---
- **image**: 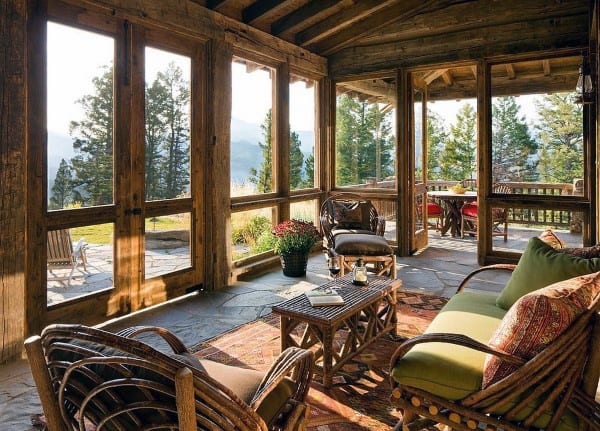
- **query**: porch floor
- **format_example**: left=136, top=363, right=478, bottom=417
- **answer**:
left=0, top=229, right=592, bottom=430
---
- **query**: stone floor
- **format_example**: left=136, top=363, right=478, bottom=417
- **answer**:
left=0, top=231, right=592, bottom=430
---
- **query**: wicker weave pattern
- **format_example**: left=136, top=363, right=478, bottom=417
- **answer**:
left=25, top=324, right=314, bottom=431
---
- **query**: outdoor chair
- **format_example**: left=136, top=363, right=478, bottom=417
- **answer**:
left=47, top=229, right=88, bottom=286
left=320, top=193, right=396, bottom=278
left=25, top=323, right=314, bottom=431
left=461, top=183, right=511, bottom=240
left=460, top=178, right=477, bottom=190
left=389, top=237, right=600, bottom=431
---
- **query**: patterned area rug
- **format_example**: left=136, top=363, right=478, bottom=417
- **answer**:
left=193, top=290, right=447, bottom=431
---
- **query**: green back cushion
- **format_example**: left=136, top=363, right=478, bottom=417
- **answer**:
left=496, top=237, right=600, bottom=310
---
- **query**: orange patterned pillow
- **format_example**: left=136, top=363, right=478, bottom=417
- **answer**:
left=482, top=271, right=600, bottom=388
left=538, top=229, right=566, bottom=249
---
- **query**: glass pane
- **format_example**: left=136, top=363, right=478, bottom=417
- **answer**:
left=490, top=57, right=583, bottom=191
left=335, top=77, right=397, bottom=189
left=371, top=198, right=397, bottom=243
left=145, top=47, right=191, bottom=201
left=47, top=223, right=114, bottom=306
left=145, top=213, right=191, bottom=278
left=491, top=206, right=584, bottom=253
left=231, top=207, right=276, bottom=261
left=290, top=75, right=316, bottom=190
left=47, top=22, right=115, bottom=209
left=414, top=90, right=423, bottom=183
left=291, top=199, right=318, bottom=224
left=231, top=59, right=274, bottom=196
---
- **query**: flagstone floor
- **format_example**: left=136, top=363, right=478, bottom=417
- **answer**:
left=0, top=230, right=591, bottom=430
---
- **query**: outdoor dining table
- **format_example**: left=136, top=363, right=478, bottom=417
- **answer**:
left=427, top=190, right=477, bottom=237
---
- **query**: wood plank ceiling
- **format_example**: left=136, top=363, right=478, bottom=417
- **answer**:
left=196, top=0, right=589, bottom=103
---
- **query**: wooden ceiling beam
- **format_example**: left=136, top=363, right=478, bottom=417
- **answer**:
left=206, top=0, right=228, bottom=10
left=337, top=79, right=396, bottom=103
left=295, top=0, right=398, bottom=47
left=272, top=0, right=345, bottom=36
left=242, top=0, right=291, bottom=25
left=313, top=0, right=477, bottom=55
left=423, top=69, right=448, bottom=85
left=441, top=71, right=454, bottom=86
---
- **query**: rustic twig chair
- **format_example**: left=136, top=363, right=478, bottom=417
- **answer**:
left=389, top=264, right=600, bottom=431
left=320, top=193, right=396, bottom=277
left=25, top=324, right=314, bottom=431
left=47, top=229, right=88, bottom=286
left=461, top=183, right=511, bottom=240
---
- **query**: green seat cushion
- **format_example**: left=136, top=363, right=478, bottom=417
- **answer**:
left=496, top=237, right=600, bottom=309
left=391, top=291, right=505, bottom=400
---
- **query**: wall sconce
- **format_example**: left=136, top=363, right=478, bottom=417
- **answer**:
left=575, top=56, right=594, bottom=104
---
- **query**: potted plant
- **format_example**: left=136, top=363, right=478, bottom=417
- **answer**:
left=271, top=219, right=321, bottom=277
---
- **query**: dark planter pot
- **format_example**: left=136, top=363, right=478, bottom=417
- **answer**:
left=279, top=252, right=309, bottom=277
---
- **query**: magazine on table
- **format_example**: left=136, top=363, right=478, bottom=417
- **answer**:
left=305, top=286, right=345, bottom=306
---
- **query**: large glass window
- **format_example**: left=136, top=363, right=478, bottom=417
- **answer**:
left=231, top=59, right=274, bottom=197
left=231, top=207, right=276, bottom=261
left=47, top=22, right=115, bottom=209
left=145, top=213, right=191, bottom=278
left=290, top=75, right=316, bottom=190
left=145, top=47, right=191, bottom=202
left=335, top=77, right=396, bottom=189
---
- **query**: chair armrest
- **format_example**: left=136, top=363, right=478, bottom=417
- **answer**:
left=250, top=346, right=314, bottom=409
left=455, top=264, right=516, bottom=295
left=320, top=215, right=335, bottom=248
left=570, top=387, right=600, bottom=429
left=116, top=325, right=190, bottom=354
left=389, top=332, right=526, bottom=382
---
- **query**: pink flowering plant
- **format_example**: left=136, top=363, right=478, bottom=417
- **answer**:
left=271, top=219, right=321, bottom=255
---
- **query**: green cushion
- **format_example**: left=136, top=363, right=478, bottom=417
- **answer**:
left=391, top=291, right=505, bottom=400
left=496, top=237, right=600, bottom=310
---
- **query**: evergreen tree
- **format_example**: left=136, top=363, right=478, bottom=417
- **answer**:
left=426, top=110, right=447, bottom=181
left=335, top=94, right=395, bottom=186
left=157, top=62, right=190, bottom=199
left=49, top=158, right=74, bottom=210
left=302, top=150, right=315, bottom=188
left=69, top=65, right=114, bottom=206
left=439, top=103, right=476, bottom=181
left=535, top=93, right=583, bottom=183
left=289, top=130, right=304, bottom=190
left=249, top=110, right=273, bottom=193
left=492, top=96, right=538, bottom=183
left=145, top=74, right=170, bottom=200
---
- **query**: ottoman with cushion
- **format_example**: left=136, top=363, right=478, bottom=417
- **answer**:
left=333, top=233, right=396, bottom=278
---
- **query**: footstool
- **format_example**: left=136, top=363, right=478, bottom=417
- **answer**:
left=332, top=233, right=396, bottom=278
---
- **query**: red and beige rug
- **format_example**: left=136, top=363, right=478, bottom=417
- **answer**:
left=193, top=291, right=447, bottom=431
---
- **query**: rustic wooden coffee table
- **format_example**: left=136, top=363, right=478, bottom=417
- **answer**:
left=272, top=275, right=401, bottom=387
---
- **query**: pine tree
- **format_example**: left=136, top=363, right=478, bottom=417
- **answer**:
left=289, top=130, right=304, bottom=190
left=492, top=96, right=538, bottom=183
left=426, top=110, right=448, bottom=181
left=302, top=150, right=315, bottom=188
left=157, top=62, right=190, bottom=199
left=249, top=110, right=273, bottom=193
left=439, top=103, right=476, bottom=181
left=69, top=65, right=114, bottom=206
left=49, top=158, right=74, bottom=210
left=145, top=74, right=170, bottom=200
left=535, top=93, right=583, bottom=183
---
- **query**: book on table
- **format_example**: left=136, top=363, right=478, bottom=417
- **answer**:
left=305, top=288, right=345, bottom=306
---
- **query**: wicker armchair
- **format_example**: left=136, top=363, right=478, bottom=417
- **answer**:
left=389, top=265, right=600, bottom=431
left=25, top=324, right=314, bottom=431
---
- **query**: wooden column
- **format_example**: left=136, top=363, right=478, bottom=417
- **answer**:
left=322, top=77, right=336, bottom=193
left=206, top=39, right=232, bottom=288
left=1, top=0, right=28, bottom=360
left=477, top=59, right=492, bottom=265
left=396, top=68, right=410, bottom=256
left=274, top=62, right=290, bottom=222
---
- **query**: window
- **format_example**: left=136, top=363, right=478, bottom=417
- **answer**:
left=231, top=58, right=274, bottom=196
left=290, top=75, right=316, bottom=190
left=335, top=77, right=396, bottom=190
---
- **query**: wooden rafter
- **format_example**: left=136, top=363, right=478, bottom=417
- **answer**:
left=338, top=79, right=396, bottom=104
left=423, top=69, right=448, bottom=85
left=206, top=0, right=227, bottom=9
left=441, top=70, right=454, bottom=86
left=313, top=0, right=477, bottom=55
left=242, top=0, right=291, bottom=25
left=295, top=0, right=397, bottom=47
left=272, top=0, right=346, bottom=36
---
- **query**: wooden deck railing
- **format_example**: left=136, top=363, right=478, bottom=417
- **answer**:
left=351, top=179, right=581, bottom=230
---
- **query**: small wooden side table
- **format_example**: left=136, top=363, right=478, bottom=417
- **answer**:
left=272, top=275, right=401, bottom=388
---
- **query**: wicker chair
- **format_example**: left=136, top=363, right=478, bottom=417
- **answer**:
left=320, top=193, right=395, bottom=277
left=25, top=324, right=314, bottom=431
left=461, top=183, right=511, bottom=240
left=389, top=265, right=600, bottom=431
